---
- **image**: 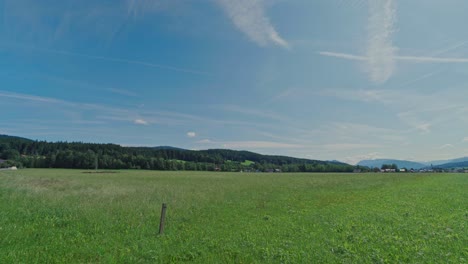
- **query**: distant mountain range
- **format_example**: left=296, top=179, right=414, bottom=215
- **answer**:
left=433, top=161, right=468, bottom=169
left=427, top=157, right=468, bottom=166
left=358, top=157, right=468, bottom=170
left=357, top=159, right=427, bottom=170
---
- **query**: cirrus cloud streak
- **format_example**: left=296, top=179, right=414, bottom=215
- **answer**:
left=216, top=0, right=288, bottom=48
left=319, top=51, right=468, bottom=64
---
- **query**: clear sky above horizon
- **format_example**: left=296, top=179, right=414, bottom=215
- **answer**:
left=1, top=0, right=468, bottom=164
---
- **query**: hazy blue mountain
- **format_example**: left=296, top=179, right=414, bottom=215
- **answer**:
left=430, top=161, right=468, bottom=169
left=357, top=159, right=426, bottom=169
left=358, top=157, right=468, bottom=170
left=425, top=157, right=468, bottom=166
left=0, top=134, right=33, bottom=142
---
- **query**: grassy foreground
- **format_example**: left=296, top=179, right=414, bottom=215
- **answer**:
left=0, top=169, right=466, bottom=263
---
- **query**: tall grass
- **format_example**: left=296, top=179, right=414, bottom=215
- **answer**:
left=0, top=169, right=466, bottom=263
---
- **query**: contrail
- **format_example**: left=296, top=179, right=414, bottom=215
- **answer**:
left=319, top=51, right=367, bottom=61
left=41, top=48, right=211, bottom=75
left=319, top=51, right=468, bottom=63
left=366, top=0, right=397, bottom=83
left=320, top=0, right=398, bottom=83
left=4, top=43, right=210, bottom=76
left=396, top=55, right=468, bottom=63
left=320, top=2, right=468, bottom=81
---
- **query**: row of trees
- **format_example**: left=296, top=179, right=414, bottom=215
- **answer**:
left=0, top=135, right=357, bottom=172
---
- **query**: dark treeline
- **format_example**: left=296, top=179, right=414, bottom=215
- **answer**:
left=0, top=135, right=358, bottom=172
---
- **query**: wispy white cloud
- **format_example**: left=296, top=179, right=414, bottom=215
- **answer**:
left=438, top=144, right=454, bottom=149
left=0, top=90, right=154, bottom=126
left=196, top=139, right=303, bottom=149
left=196, top=139, right=212, bottom=144
left=134, top=119, right=149, bottom=125
left=0, top=90, right=66, bottom=104
left=6, top=0, right=287, bottom=50
left=322, top=88, right=468, bottom=129
left=463, top=137, right=468, bottom=143
left=2, top=91, right=267, bottom=130
left=187, top=131, right=196, bottom=138
left=415, top=123, right=431, bottom=134
left=320, top=2, right=468, bottom=83
left=318, top=1, right=400, bottom=82
left=336, top=0, right=367, bottom=9
left=329, top=122, right=401, bottom=137
left=216, top=0, right=288, bottom=48
left=396, top=55, right=468, bottom=63
left=34, top=47, right=210, bottom=75
left=126, top=0, right=172, bottom=17
left=220, top=104, right=290, bottom=123
left=430, top=40, right=468, bottom=57
left=319, top=51, right=468, bottom=63
left=318, top=51, right=367, bottom=61
left=366, top=0, right=398, bottom=83
left=323, top=143, right=381, bottom=151
left=222, top=141, right=302, bottom=149
left=3, top=0, right=128, bottom=43
left=106, top=88, right=139, bottom=97
left=264, top=87, right=297, bottom=104
left=396, top=68, right=443, bottom=89
left=319, top=88, right=387, bottom=104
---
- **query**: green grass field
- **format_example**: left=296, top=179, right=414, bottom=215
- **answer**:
left=0, top=169, right=466, bottom=263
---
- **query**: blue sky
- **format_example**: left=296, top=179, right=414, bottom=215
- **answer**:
left=1, top=0, right=468, bottom=164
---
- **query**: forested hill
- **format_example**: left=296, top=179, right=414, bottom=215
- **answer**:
left=0, top=135, right=356, bottom=172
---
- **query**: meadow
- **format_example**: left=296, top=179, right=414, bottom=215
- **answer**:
left=0, top=169, right=466, bottom=263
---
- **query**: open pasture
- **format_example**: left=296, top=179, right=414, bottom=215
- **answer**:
left=0, top=169, right=466, bottom=263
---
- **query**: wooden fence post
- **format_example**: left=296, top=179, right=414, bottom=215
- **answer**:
left=159, top=203, right=167, bottom=235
